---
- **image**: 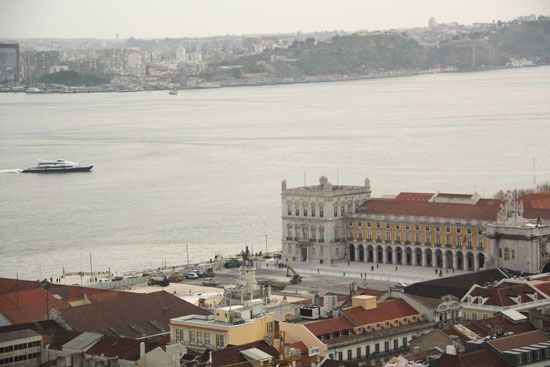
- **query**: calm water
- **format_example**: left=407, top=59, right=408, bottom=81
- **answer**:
left=1, top=67, right=550, bottom=279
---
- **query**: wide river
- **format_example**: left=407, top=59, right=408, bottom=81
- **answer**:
left=1, top=67, right=549, bottom=279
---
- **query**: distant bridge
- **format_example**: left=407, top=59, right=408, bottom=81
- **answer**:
left=0, top=43, right=20, bottom=81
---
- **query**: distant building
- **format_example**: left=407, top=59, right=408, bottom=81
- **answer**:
left=51, top=291, right=207, bottom=339
left=428, top=17, right=437, bottom=28
left=280, top=296, right=434, bottom=362
left=0, top=329, right=42, bottom=367
left=281, top=176, right=372, bottom=264
left=460, top=275, right=550, bottom=320
left=345, top=192, right=500, bottom=271
left=170, top=304, right=275, bottom=352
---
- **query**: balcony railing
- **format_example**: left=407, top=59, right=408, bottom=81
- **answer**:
left=327, top=322, right=435, bottom=349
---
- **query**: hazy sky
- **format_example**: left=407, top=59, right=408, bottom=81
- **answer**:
left=1, top=0, right=548, bottom=39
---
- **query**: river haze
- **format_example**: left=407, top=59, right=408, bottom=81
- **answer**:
left=1, top=67, right=549, bottom=279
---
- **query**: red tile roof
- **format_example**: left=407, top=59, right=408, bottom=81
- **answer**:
left=56, top=291, right=208, bottom=339
left=0, top=278, right=41, bottom=295
left=395, top=192, right=434, bottom=202
left=488, top=330, right=550, bottom=351
left=0, top=288, right=70, bottom=324
left=358, top=198, right=502, bottom=221
left=46, top=284, right=134, bottom=303
left=342, top=298, right=420, bottom=326
left=468, top=282, right=545, bottom=307
left=521, top=192, right=550, bottom=209
left=291, top=341, right=308, bottom=354
left=434, top=349, right=509, bottom=367
left=207, top=340, right=279, bottom=367
left=85, top=335, right=169, bottom=361
left=530, top=279, right=550, bottom=296
left=304, top=316, right=354, bottom=336
left=524, top=208, right=550, bottom=220
left=460, top=315, right=536, bottom=339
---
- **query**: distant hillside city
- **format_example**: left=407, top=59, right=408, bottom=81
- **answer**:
left=0, top=14, right=549, bottom=93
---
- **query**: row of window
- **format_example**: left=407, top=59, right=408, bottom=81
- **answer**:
left=287, top=244, right=328, bottom=257
left=348, top=226, right=482, bottom=248
left=355, top=221, right=482, bottom=234
left=286, top=225, right=325, bottom=242
left=175, top=329, right=225, bottom=349
left=328, top=337, right=409, bottom=361
left=286, top=202, right=362, bottom=218
left=0, top=353, right=40, bottom=365
left=0, top=341, right=40, bottom=353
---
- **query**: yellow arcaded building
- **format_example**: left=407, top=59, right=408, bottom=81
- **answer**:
left=345, top=192, right=501, bottom=271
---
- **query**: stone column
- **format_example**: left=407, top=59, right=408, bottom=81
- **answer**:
left=383, top=247, right=388, bottom=264
left=442, top=252, right=447, bottom=269
left=412, top=249, right=417, bottom=266
left=392, top=246, right=398, bottom=265
left=432, top=250, right=437, bottom=268
left=373, top=247, right=378, bottom=264
left=474, top=252, right=480, bottom=271
left=421, top=248, right=427, bottom=267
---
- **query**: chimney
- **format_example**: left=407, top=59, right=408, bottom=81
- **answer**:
left=140, top=342, right=145, bottom=359
left=446, top=345, right=456, bottom=355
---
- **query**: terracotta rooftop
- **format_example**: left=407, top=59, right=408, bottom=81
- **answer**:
left=521, top=191, right=550, bottom=209
left=0, top=288, right=70, bottom=324
left=290, top=341, right=308, bottom=354
left=488, top=330, right=550, bottom=352
left=358, top=198, right=502, bottom=221
left=85, top=335, right=169, bottom=361
left=460, top=315, right=536, bottom=339
left=46, top=283, right=134, bottom=303
left=0, top=278, right=41, bottom=295
left=434, top=349, right=509, bottom=367
left=342, top=298, right=420, bottom=326
left=304, top=316, right=354, bottom=336
left=56, top=291, right=207, bottom=339
left=395, top=192, right=434, bottom=201
left=205, top=340, right=279, bottom=367
left=467, top=281, right=546, bottom=307
left=530, top=279, right=550, bottom=296
left=524, top=207, right=550, bottom=220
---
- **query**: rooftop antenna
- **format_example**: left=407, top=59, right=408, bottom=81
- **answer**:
left=304, top=172, right=307, bottom=187
left=89, top=253, right=93, bottom=282
left=337, top=168, right=339, bottom=185
left=533, top=158, right=537, bottom=186
left=16, top=271, right=19, bottom=310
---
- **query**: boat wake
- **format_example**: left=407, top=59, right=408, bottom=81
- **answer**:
left=0, top=169, right=22, bottom=173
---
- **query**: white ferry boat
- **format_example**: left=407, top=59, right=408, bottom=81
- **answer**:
left=21, top=159, right=93, bottom=173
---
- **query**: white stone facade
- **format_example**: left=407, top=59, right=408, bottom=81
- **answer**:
left=488, top=222, right=550, bottom=273
left=281, top=176, right=371, bottom=264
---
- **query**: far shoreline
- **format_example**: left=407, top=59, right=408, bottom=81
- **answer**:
left=1, top=64, right=548, bottom=95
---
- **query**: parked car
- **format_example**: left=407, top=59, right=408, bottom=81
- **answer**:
left=148, top=276, right=169, bottom=287
left=202, top=278, right=219, bottom=286
left=111, top=275, right=123, bottom=281
left=186, top=272, right=199, bottom=279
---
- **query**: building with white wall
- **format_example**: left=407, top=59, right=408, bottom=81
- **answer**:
left=281, top=176, right=371, bottom=264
